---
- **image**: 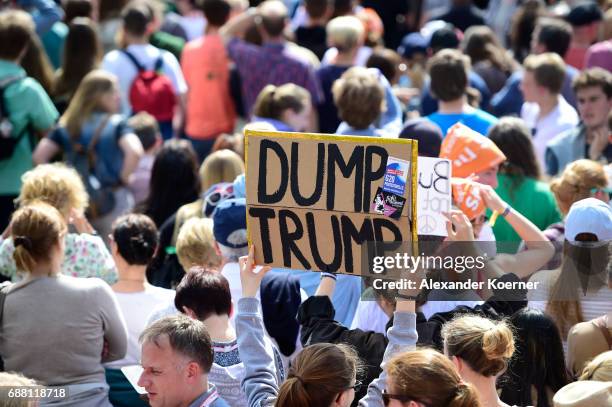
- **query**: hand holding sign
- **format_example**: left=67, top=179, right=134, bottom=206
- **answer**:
left=239, top=245, right=271, bottom=298
left=443, top=210, right=474, bottom=241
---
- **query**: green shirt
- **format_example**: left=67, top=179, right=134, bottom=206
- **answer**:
left=492, top=174, right=562, bottom=252
left=150, top=31, right=185, bottom=61
left=0, top=60, right=58, bottom=195
left=41, top=21, right=68, bottom=69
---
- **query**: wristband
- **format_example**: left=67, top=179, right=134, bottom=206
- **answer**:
left=321, top=272, right=337, bottom=281
left=500, top=205, right=511, bottom=218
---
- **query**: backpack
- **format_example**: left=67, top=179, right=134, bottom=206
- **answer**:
left=121, top=50, right=177, bottom=122
left=65, top=115, right=117, bottom=218
left=0, top=74, right=27, bottom=161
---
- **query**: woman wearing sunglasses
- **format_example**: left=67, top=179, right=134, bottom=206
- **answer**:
left=236, top=244, right=412, bottom=407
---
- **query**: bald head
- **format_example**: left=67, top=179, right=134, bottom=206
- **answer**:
left=259, top=0, right=287, bottom=37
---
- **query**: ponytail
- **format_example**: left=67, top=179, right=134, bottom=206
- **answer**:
left=447, top=381, right=481, bottom=407
left=275, top=343, right=360, bottom=407
left=10, top=202, right=66, bottom=275
left=252, top=84, right=311, bottom=122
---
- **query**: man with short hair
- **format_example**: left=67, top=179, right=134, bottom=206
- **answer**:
left=425, top=49, right=498, bottom=137
left=491, top=17, right=579, bottom=117
left=520, top=53, right=579, bottom=166
left=565, top=1, right=603, bottom=70
left=101, top=0, right=187, bottom=140
left=138, top=315, right=230, bottom=407
left=546, top=68, right=612, bottom=176
left=220, top=0, right=322, bottom=118
left=0, top=10, right=59, bottom=231
left=316, top=15, right=364, bottom=133
left=175, top=268, right=285, bottom=406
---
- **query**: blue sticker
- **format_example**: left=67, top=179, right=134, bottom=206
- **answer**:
left=383, top=156, right=409, bottom=196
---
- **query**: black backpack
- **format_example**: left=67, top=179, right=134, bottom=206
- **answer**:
left=0, top=74, right=27, bottom=161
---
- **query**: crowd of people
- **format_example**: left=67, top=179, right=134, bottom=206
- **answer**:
left=0, top=0, right=611, bottom=406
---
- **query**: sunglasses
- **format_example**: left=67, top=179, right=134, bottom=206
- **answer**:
left=349, top=380, right=362, bottom=392
left=591, top=187, right=612, bottom=200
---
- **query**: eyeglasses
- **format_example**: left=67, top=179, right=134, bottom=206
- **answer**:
left=350, top=380, right=362, bottom=392
left=382, top=390, right=421, bottom=406
left=591, top=187, right=612, bottom=200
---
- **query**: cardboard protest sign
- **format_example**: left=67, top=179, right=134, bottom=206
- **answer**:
left=245, top=130, right=418, bottom=275
left=417, top=157, right=451, bottom=236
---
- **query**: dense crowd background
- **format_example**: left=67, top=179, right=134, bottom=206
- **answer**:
left=0, top=0, right=611, bottom=406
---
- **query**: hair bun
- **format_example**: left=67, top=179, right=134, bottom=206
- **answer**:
left=14, top=236, right=32, bottom=251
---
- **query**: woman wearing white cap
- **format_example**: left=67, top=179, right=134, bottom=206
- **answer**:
left=528, top=197, right=612, bottom=345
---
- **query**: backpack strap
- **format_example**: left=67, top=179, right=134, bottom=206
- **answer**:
left=86, top=114, right=113, bottom=174
left=121, top=49, right=145, bottom=72
left=154, top=55, right=164, bottom=72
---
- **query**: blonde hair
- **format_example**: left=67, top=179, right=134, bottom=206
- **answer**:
left=199, top=149, right=245, bottom=192
left=523, top=52, right=566, bottom=94
left=17, top=162, right=88, bottom=217
left=550, top=159, right=608, bottom=215
left=10, top=202, right=67, bottom=274
left=0, top=372, right=38, bottom=407
left=252, top=84, right=311, bottom=122
left=442, top=315, right=515, bottom=377
left=176, top=218, right=222, bottom=270
left=386, top=349, right=483, bottom=407
left=60, top=69, right=117, bottom=138
left=579, top=350, right=612, bottom=381
left=326, top=15, right=364, bottom=52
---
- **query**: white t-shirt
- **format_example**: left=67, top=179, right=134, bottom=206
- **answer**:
left=101, top=44, right=188, bottom=117
left=350, top=300, right=389, bottom=334
left=520, top=96, right=579, bottom=167
left=106, top=285, right=175, bottom=369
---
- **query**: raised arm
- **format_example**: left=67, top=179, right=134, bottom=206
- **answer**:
left=219, top=7, right=258, bottom=45
left=479, top=184, right=554, bottom=278
left=235, top=246, right=277, bottom=407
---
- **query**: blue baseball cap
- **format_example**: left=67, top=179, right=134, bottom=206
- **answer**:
left=212, top=198, right=248, bottom=249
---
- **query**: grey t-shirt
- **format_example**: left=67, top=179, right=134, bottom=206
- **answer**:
left=0, top=275, right=127, bottom=386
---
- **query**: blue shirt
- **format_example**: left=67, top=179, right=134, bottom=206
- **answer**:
left=420, top=71, right=491, bottom=116
left=426, top=108, right=498, bottom=137
left=490, top=66, right=579, bottom=117
left=49, top=112, right=130, bottom=186
left=286, top=271, right=362, bottom=327
left=187, top=385, right=229, bottom=407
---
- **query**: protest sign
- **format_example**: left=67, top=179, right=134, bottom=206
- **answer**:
left=245, top=130, right=418, bottom=275
left=417, top=157, right=452, bottom=236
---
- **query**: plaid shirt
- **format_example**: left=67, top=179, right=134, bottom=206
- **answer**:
left=227, top=38, right=323, bottom=116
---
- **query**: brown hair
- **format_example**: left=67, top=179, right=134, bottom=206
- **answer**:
left=442, top=315, right=515, bottom=377
left=428, top=49, right=470, bottom=102
left=550, top=159, right=608, bottom=215
left=276, top=343, right=360, bottom=407
left=386, top=349, right=482, bottom=407
left=140, top=314, right=214, bottom=373
left=332, top=67, right=384, bottom=130
left=523, top=52, right=566, bottom=94
left=572, top=67, right=612, bottom=98
left=10, top=202, right=67, bottom=274
left=54, top=17, right=102, bottom=100
left=128, top=111, right=160, bottom=151
left=253, top=84, right=311, bottom=122
left=0, top=10, right=35, bottom=61
left=462, top=25, right=516, bottom=74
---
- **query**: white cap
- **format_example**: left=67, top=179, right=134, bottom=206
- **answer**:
left=553, top=381, right=612, bottom=407
left=565, top=198, right=612, bottom=242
